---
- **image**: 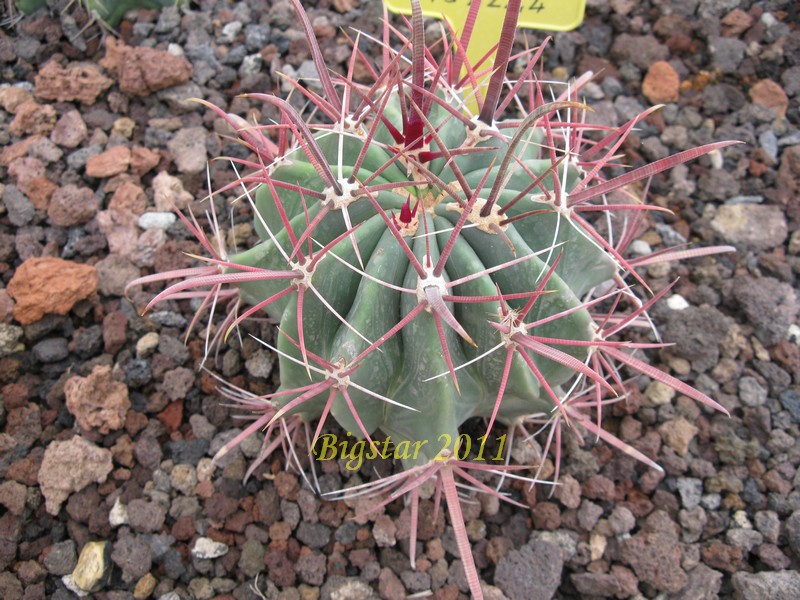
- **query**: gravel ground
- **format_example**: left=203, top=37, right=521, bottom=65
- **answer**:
left=0, top=0, right=799, bottom=599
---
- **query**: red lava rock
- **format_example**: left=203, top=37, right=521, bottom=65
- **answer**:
left=701, top=540, right=743, bottom=574
left=34, top=61, right=113, bottom=105
left=47, top=184, right=100, bottom=227
left=0, top=290, right=13, bottom=324
left=532, top=501, right=561, bottom=531
left=50, top=110, right=88, bottom=149
left=130, top=146, right=161, bottom=177
left=0, top=137, right=38, bottom=167
left=85, top=145, right=131, bottom=178
left=102, top=310, right=128, bottom=355
left=620, top=510, right=686, bottom=593
left=65, top=365, right=131, bottom=435
left=721, top=8, right=754, bottom=37
left=5, top=448, right=43, bottom=486
left=124, top=410, right=148, bottom=437
left=642, top=61, right=680, bottom=104
left=582, top=475, right=617, bottom=501
left=171, top=516, right=196, bottom=541
left=274, top=471, right=300, bottom=500
left=8, top=156, right=56, bottom=211
left=9, top=101, right=57, bottom=137
left=96, top=207, right=140, bottom=257
left=102, top=38, right=192, bottom=97
left=37, top=435, right=113, bottom=515
left=1, top=382, right=29, bottom=409
left=156, top=400, right=183, bottom=434
left=264, top=547, right=297, bottom=587
left=109, top=180, right=147, bottom=215
left=0, top=87, right=32, bottom=112
left=0, top=512, right=21, bottom=570
left=195, top=480, right=214, bottom=499
left=777, top=145, right=800, bottom=223
left=0, top=480, right=27, bottom=515
left=6, top=404, right=41, bottom=451
left=749, top=80, right=789, bottom=117
left=7, top=257, right=97, bottom=325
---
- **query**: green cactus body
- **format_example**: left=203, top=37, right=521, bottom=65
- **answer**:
left=229, top=86, right=616, bottom=467
left=15, top=0, right=185, bottom=27
left=132, top=2, right=734, bottom=596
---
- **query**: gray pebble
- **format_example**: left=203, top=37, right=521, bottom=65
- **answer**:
left=4, top=186, right=34, bottom=227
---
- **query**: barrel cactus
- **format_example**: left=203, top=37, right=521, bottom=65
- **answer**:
left=132, top=1, right=735, bottom=596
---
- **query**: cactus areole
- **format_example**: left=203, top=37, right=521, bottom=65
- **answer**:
left=134, top=1, right=735, bottom=596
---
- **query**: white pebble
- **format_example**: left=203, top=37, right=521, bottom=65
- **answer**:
left=138, top=212, right=177, bottom=230
left=191, top=537, right=229, bottom=559
left=108, top=498, right=128, bottom=527
left=666, top=294, right=690, bottom=310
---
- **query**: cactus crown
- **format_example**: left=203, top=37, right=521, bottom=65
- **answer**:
left=131, top=1, right=735, bottom=596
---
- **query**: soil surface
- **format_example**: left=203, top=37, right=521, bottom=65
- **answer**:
left=0, top=0, right=799, bottom=599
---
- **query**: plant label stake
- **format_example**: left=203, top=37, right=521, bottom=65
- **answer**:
left=384, top=0, right=587, bottom=112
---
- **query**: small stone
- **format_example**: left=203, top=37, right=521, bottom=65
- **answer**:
left=9, top=100, right=56, bottom=136
left=112, top=117, right=136, bottom=139
left=658, top=416, right=699, bottom=456
left=32, top=337, right=69, bottom=363
left=676, top=477, right=704, bottom=510
left=3, top=185, right=35, bottom=227
left=494, top=539, right=563, bottom=600
left=712, top=203, right=789, bottom=251
left=109, top=498, right=128, bottom=527
left=136, top=332, right=160, bottom=358
left=111, top=536, right=152, bottom=583
left=127, top=498, right=167, bottom=533
left=65, top=365, right=130, bottom=434
left=0, top=480, right=27, bottom=515
left=133, top=572, right=157, bottom=600
left=138, top=212, right=177, bottom=230
left=320, top=576, right=377, bottom=599
left=191, top=537, right=228, bottom=559
left=644, top=379, right=675, bottom=406
left=44, top=540, right=77, bottom=576
left=38, top=436, right=114, bottom=515
left=738, top=376, right=767, bottom=407
left=608, top=506, right=636, bottom=535
left=666, top=294, right=690, bottom=310
left=642, top=61, right=680, bottom=104
left=110, top=40, right=193, bottom=96
left=732, top=570, right=800, bottom=599
left=71, top=541, right=110, bottom=593
left=373, top=514, right=396, bottom=547
left=130, top=146, right=161, bottom=176
left=109, top=180, right=147, bottom=214
left=245, top=348, right=274, bottom=378
left=96, top=254, right=141, bottom=297
left=0, top=324, right=23, bottom=357
left=166, top=127, right=207, bottom=174
left=50, top=110, right=88, bottom=148
left=34, top=61, right=112, bottom=105
left=47, top=185, right=100, bottom=227
left=170, top=464, right=197, bottom=496
left=620, top=511, right=686, bottom=593
left=786, top=510, right=800, bottom=559
left=749, top=80, right=790, bottom=118
left=152, top=171, right=193, bottom=210
left=85, top=146, right=131, bottom=178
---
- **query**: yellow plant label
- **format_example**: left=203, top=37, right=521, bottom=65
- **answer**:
left=383, top=0, right=586, bottom=112
left=384, top=0, right=586, bottom=33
